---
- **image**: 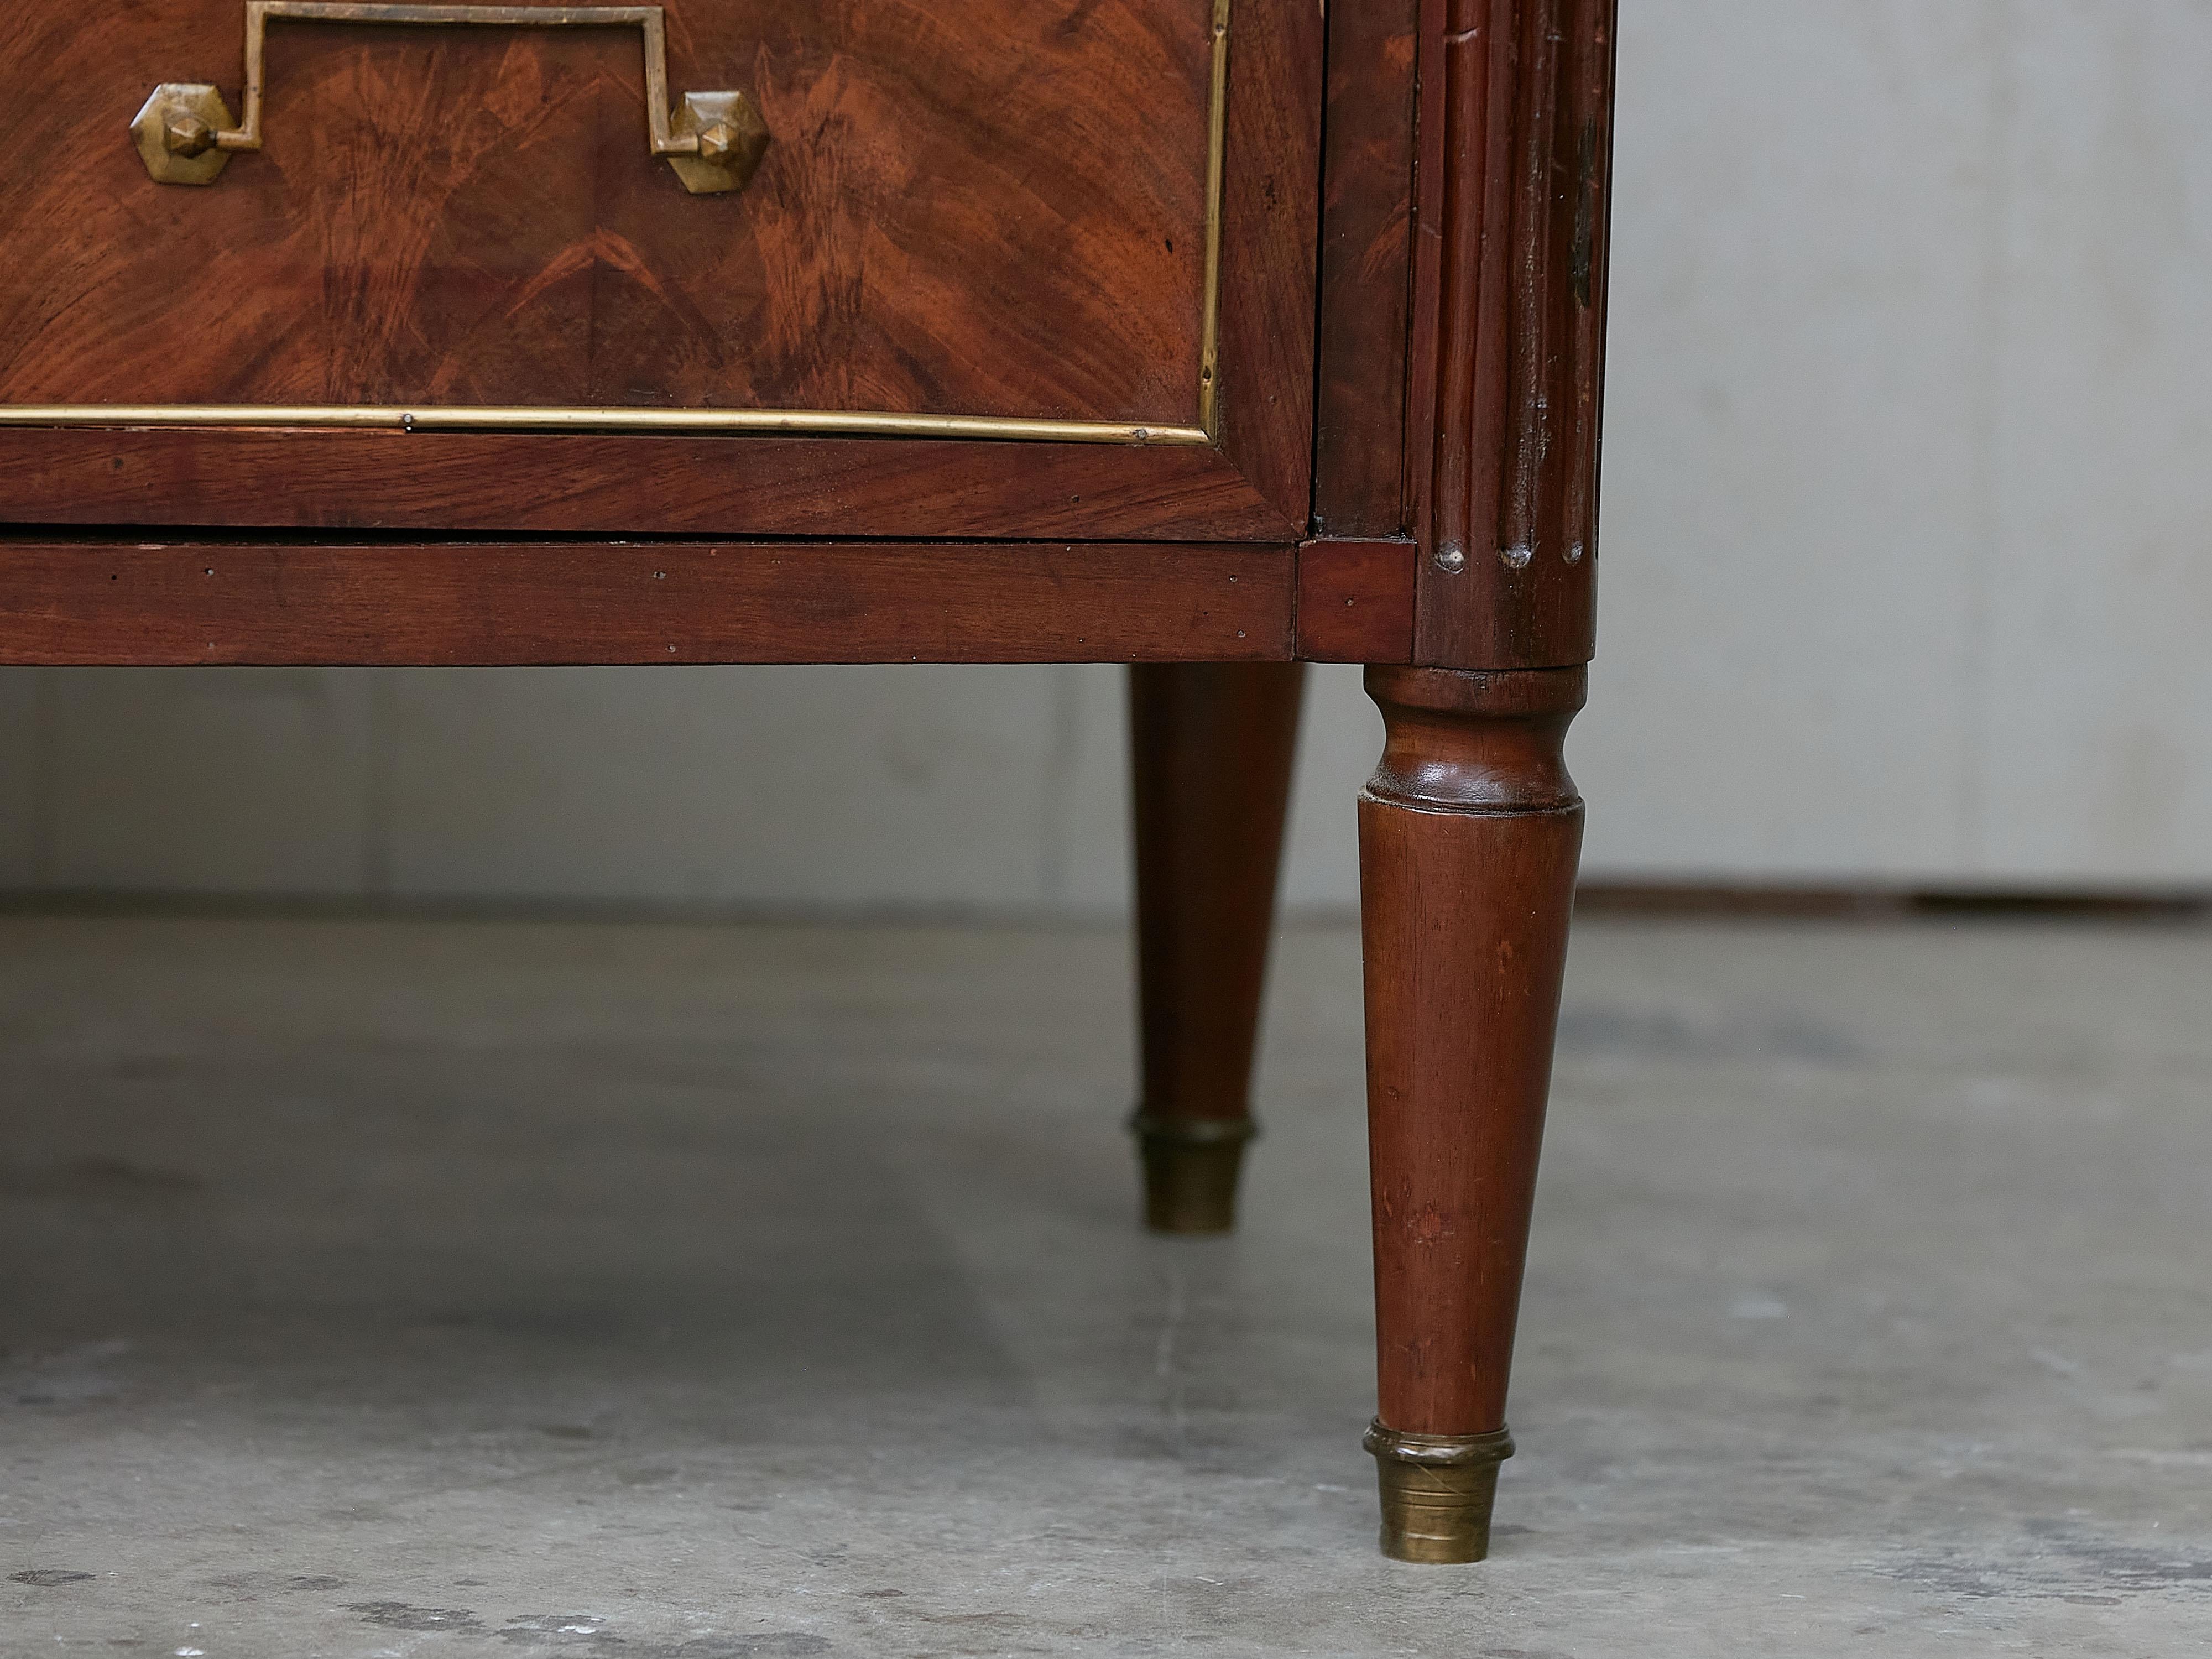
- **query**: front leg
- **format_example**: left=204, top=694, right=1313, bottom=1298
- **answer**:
left=1358, top=665, right=1584, bottom=1562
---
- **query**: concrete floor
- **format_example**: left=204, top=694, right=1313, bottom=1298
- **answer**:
left=2, top=912, right=2209, bottom=1656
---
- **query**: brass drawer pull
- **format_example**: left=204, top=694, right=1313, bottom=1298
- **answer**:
left=131, top=2, right=769, bottom=195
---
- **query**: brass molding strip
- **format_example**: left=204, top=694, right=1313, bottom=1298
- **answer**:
left=1196, top=0, right=1231, bottom=438
left=6, top=0, right=1234, bottom=446
left=0, top=406, right=1211, bottom=444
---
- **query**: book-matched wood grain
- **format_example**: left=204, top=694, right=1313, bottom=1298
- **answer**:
left=0, top=2, right=1205, bottom=420
left=0, top=0, right=1320, bottom=541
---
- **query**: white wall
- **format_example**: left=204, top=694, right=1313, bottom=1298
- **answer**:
left=3, top=0, right=2207, bottom=907
left=0, top=662, right=1373, bottom=912
left=1579, top=0, right=2212, bottom=888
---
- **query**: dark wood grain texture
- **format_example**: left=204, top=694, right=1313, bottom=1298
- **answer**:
left=0, top=427, right=1301, bottom=541
left=1312, top=0, right=1416, bottom=536
left=0, top=538, right=1293, bottom=664
left=1359, top=664, right=1584, bottom=1548
left=1407, top=0, right=1616, bottom=668
left=1295, top=536, right=1415, bottom=662
left=1213, top=0, right=1325, bottom=530
left=0, top=0, right=1322, bottom=542
left=1128, top=660, right=1305, bottom=1232
left=0, top=2, right=1205, bottom=420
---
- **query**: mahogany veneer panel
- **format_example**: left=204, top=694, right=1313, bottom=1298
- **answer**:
left=0, top=1, right=1321, bottom=541
left=0, top=1, right=1208, bottom=422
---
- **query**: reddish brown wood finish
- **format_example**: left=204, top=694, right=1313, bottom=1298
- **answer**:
left=1128, top=660, right=1305, bottom=1230
left=0, top=0, right=1320, bottom=542
left=1359, top=664, right=1584, bottom=1433
left=1406, top=0, right=1616, bottom=669
left=0, top=538, right=1293, bottom=665
left=1294, top=537, right=1415, bottom=663
left=1312, top=0, right=1417, bottom=537
left=0, top=428, right=1301, bottom=541
left=1213, top=0, right=1326, bottom=529
left=0, top=3, right=1203, bottom=418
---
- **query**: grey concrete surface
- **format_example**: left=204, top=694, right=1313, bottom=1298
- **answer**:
left=3, top=913, right=2209, bottom=1655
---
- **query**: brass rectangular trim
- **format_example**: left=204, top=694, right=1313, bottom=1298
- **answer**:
left=6, top=0, right=1234, bottom=447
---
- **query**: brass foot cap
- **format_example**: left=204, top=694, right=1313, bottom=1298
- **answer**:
left=1131, top=1112, right=1257, bottom=1234
left=1363, top=1420, right=1515, bottom=1563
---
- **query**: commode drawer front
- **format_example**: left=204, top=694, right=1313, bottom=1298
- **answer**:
left=0, top=1, right=1317, bottom=539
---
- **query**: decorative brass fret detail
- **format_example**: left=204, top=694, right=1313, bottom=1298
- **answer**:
left=132, top=3, right=769, bottom=193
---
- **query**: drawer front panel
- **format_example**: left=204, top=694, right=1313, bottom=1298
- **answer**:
left=0, top=1, right=1212, bottom=430
left=0, top=0, right=1319, bottom=538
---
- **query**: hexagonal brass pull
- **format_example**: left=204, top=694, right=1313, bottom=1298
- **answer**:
left=132, top=85, right=238, bottom=186
left=132, top=3, right=769, bottom=196
left=665, top=91, right=772, bottom=196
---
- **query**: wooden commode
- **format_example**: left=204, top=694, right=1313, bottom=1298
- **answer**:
left=0, top=0, right=1618, bottom=1562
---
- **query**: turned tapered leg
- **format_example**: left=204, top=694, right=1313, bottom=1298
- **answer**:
left=1358, top=665, right=1585, bottom=1562
left=1126, top=662, right=1306, bottom=1233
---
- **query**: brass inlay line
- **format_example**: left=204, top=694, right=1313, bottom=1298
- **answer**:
left=0, top=405, right=1211, bottom=444
left=1197, top=0, right=1230, bottom=438
left=8, top=0, right=1234, bottom=447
